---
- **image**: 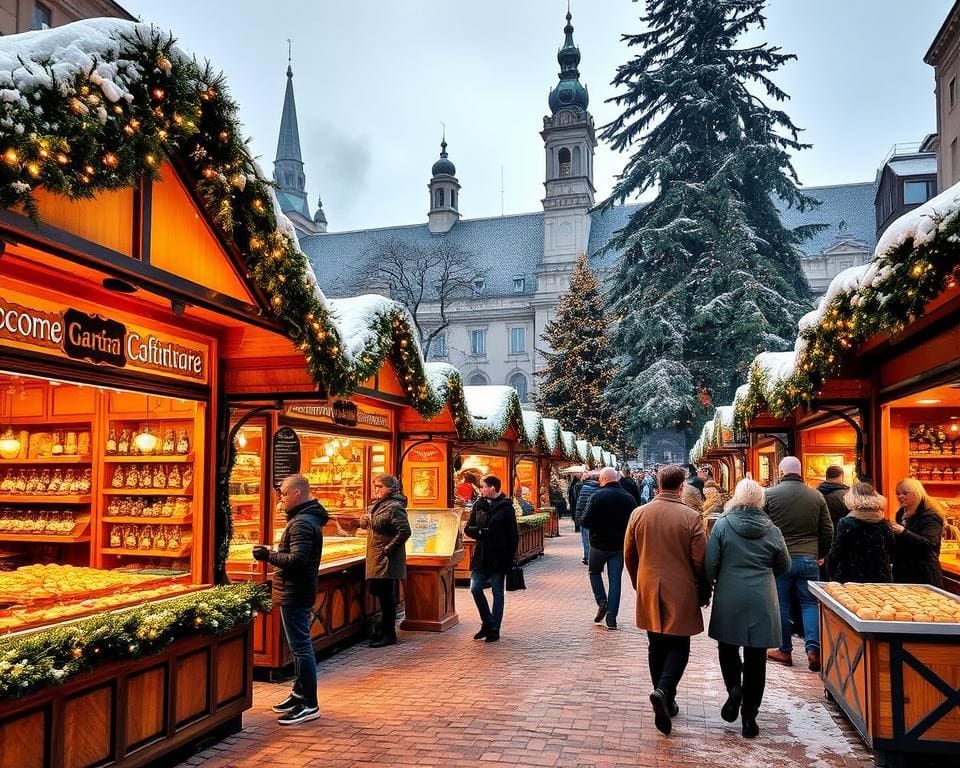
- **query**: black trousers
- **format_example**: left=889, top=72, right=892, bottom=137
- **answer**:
left=646, top=631, right=690, bottom=702
left=369, top=578, right=398, bottom=639
left=717, top=642, right=767, bottom=718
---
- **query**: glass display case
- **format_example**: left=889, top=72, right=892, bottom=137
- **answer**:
left=226, top=421, right=266, bottom=574
left=406, top=509, right=460, bottom=557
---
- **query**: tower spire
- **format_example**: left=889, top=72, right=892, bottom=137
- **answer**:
left=548, top=4, right=588, bottom=113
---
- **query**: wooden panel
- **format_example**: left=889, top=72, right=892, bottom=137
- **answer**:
left=50, top=383, right=97, bottom=416
left=375, top=362, right=407, bottom=398
left=174, top=649, right=210, bottom=726
left=3, top=383, right=45, bottom=419
left=821, top=607, right=870, bottom=739
left=125, top=664, right=167, bottom=748
left=901, top=641, right=960, bottom=742
left=330, top=587, right=347, bottom=632
left=216, top=635, right=246, bottom=705
left=64, top=684, right=114, bottom=768
left=30, top=185, right=134, bottom=256
left=0, top=707, right=45, bottom=768
left=149, top=163, right=254, bottom=304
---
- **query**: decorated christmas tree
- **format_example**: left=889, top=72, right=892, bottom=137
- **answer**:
left=598, top=0, right=819, bottom=444
left=537, top=254, right=620, bottom=449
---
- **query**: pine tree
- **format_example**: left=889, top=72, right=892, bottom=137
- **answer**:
left=599, top=0, right=820, bottom=445
left=537, top=254, right=619, bottom=449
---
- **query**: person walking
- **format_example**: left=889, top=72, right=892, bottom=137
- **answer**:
left=624, top=464, right=709, bottom=736
left=568, top=473, right=583, bottom=530
left=891, top=478, right=945, bottom=587
left=358, top=473, right=411, bottom=647
left=253, top=473, right=327, bottom=725
left=465, top=475, right=520, bottom=643
left=685, top=464, right=706, bottom=500
left=763, top=456, right=833, bottom=672
left=817, top=465, right=849, bottom=532
left=580, top=467, right=636, bottom=630
left=826, top=483, right=894, bottom=584
left=574, top=471, right=601, bottom=565
left=618, top=466, right=642, bottom=506
left=706, top=478, right=790, bottom=739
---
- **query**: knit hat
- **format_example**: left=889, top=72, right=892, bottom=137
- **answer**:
left=779, top=456, right=802, bottom=476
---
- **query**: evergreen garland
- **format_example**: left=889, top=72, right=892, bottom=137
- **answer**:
left=0, top=583, right=270, bottom=702
left=537, top=254, right=620, bottom=448
left=598, top=0, right=819, bottom=445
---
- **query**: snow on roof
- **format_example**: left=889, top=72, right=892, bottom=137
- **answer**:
left=753, top=350, right=799, bottom=396
left=541, top=418, right=561, bottom=452
left=561, top=431, right=577, bottom=456
left=575, top=439, right=590, bottom=462
left=715, top=405, right=735, bottom=431
left=327, top=294, right=403, bottom=363
left=732, top=384, right=751, bottom=411
left=591, top=445, right=603, bottom=464
left=875, top=179, right=960, bottom=261
left=796, top=263, right=871, bottom=342
left=464, top=385, right=514, bottom=425
left=521, top=410, right=544, bottom=447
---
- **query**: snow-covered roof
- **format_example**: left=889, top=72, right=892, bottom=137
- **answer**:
left=541, top=418, right=561, bottom=453
left=591, top=445, right=603, bottom=465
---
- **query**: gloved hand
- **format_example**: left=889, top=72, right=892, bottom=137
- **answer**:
left=252, top=545, right=269, bottom=562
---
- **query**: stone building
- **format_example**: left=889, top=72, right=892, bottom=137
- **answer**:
left=0, top=0, right=133, bottom=35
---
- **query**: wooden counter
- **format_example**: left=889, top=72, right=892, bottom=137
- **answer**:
left=810, top=582, right=960, bottom=767
left=0, top=622, right=253, bottom=768
left=401, top=549, right=464, bottom=632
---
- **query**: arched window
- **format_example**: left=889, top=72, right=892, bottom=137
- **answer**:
left=467, top=372, right=488, bottom=386
left=509, top=372, right=528, bottom=402
left=558, top=147, right=572, bottom=177
left=434, top=188, right=445, bottom=208
left=572, top=146, right=582, bottom=176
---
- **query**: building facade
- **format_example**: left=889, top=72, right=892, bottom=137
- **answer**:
left=926, top=0, right=960, bottom=192
left=0, top=0, right=133, bottom=35
left=278, top=10, right=880, bottom=406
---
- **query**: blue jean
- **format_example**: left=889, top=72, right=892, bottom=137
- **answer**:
left=588, top=548, right=623, bottom=626
left=470, top=570, right=505, bottom=631
left=280, top=604, right=318, bottom=707
left=775, top=555, right=821, bottom=653
left=580, top=526, right=590, bottom=560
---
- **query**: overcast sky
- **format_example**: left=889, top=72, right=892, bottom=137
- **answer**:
left=121, top=0, right=953, bottom=232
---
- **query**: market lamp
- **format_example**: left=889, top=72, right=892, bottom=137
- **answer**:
left=133, top=395, right=158, bottom=454
left=0, top=387, right=19, bottom=459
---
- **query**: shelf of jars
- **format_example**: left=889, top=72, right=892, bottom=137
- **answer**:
left=103, top=424, right=192, bottom=458
left=104, top=454, right=194, bottom=463
left=0, top=510, right=91, bottom=542
left=103, top=523, right=191, bottom=557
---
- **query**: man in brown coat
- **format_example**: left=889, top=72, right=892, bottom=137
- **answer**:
left=624, top=464, right=709, bottom=736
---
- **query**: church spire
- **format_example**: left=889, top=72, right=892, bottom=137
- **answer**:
left=548, top=6, right=588, bottom=113
left=273, top=47, right=323, bottom=234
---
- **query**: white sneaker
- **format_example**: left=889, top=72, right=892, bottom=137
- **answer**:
left=277, top=703, right=320, bottom=725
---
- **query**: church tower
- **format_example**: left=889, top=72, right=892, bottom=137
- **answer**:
left=427, top=135, right=461, bottom=234
left=273, top=56, right=322, bottom=235
left=540, top=8, right=596, bottom=263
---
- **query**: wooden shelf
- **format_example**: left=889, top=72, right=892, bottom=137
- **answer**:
left=102, top=515, right=193, bottom=525
left=230, top=494, right=261, bottom=503
left=914, top=479, right=960, bottom=484
left=309, top=483, right=363, bottom=489
left=0, top=532, right=90, bottom=543
left=909, top=453, right=960, bottom=459
left=231, top=519, right=260, bottom=526
left=101, top=544, right=192, bottom=558
left=0, top=494, right=91, bottom=504
left=103, top=454, right=194, bottom=463
left=0, top=456, right=92, bottom=464
left=102, top=488, right=192, bottom=497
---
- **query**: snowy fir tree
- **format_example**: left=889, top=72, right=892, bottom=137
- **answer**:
left=599, top=0, right=820, bottom=444
left=537, top=254, right=621, bottom=450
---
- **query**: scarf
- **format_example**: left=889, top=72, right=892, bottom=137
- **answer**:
left=847, top=507, right=885, bottom=523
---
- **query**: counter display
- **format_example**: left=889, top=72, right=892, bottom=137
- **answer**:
left=401, top=509, right=463, bottom=632
left=810, top=581, right=960, bottom=765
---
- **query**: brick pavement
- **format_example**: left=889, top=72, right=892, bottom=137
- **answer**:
left=178, top=519, right=878, bottom=768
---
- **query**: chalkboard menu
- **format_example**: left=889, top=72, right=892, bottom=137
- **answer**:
left=272, top=426, right=301, bottom=490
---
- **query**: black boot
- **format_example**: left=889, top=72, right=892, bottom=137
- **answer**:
left=721, top=686, right=742, bottom=723
left=473, top=625, right=490, bottom=640
left=741, top=714, right=759, bottom=738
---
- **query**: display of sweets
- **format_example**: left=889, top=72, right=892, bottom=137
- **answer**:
left=106, top=428, right=118, bottom=455
left=105, top=495, right=189, bottom=519
left=0, top=508, right=77, bottom=535
left=117, top=428, right=131, bottom=455
left=108, top=524, right=184, bottom=552
left=162, top=429, right=176, bottom=455
left=0, top=468, right=90, bottom=496
left=176, top=429, right=190, bottom=455
left=824, top=582, right=960, bottom=623
left=168, top=466, right=181, bottom=488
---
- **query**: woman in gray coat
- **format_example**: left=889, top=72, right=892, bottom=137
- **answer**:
left=706, top=478, right=790, bottom=739
left=358, top=473, right=411, bottom=647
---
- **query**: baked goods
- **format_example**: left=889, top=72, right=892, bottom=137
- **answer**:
left=824, top=582, right=960, bottom=623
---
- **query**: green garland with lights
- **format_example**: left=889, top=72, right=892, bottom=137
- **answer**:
left=517, top=512, right=550, bottom=529
left=0, top=582, right=270, bottom=702
left=734, top=205, right=960, bottom=426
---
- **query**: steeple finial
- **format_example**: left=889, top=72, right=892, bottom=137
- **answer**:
left=286, top=39, right=292, bottom=77
left=548, top=3, right=588, bottom=113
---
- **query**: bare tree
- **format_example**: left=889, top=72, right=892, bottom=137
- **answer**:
left=357, top=236, right=479, bottom=357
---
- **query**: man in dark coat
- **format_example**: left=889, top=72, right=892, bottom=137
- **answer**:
left=574, top=472, right=602, bottom=564
left=763, top=456, right=834, bottom=672
left=465, top=475, right=520, bottom=643
left=686, top=464, right=706, bottom=500
left=581, top=467, right=637, bottom=630
left=817, top=465, right=849, bottom=531
left=253, top=473, right=328, bottom=725
left=618, top=467, right=642, bottom=505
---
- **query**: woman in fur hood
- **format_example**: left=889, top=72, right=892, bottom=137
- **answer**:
left=826, top=482, right=895, bottom=584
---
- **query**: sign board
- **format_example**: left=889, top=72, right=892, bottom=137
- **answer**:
left=284, top=402, right=392, bottom=432
left=0, top=289, right=208, bottom=384
left=272, top=426, right=301, bottom=490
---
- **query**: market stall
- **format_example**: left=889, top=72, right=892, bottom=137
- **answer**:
left=810, top=581, right=960, bottom=766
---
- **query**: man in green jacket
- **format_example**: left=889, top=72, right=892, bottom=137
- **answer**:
left=763, top=456, right=834, bottom=672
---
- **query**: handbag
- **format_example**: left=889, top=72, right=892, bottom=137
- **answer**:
left=505, top=565, right=526, bottom=591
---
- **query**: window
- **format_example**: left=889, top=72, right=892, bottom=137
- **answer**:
left=434, top=188, right=445, bottom=208
left=903, top=180, right=931, bottom=205
left=509, top=327, right=526, bottom=355
left=558, top=147, right=572, bottom=177
left=951, top=77, right=956, bottom=109
left=472, top=277, right=485, bottom=295
left=430, top=332, right=447, bottom=359
left=451, top=189, right=457, bottom=209
left=467, top=372, right=488, bottom=386
left=31, top=2, right=51, bottom=29
left=513, top=276, right=525, bottom=293
left=469, top=329, right=486, bottom=356
left=509, top=372, right=528, bottom=403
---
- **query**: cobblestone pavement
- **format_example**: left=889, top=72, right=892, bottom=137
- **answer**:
left=178, top=519, right=877, bottom=768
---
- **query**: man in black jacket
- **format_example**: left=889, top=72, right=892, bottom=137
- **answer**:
left=465, top=475, right=520, bottom=643
left=582, top=467, right=637, bottom=629
left=619, top=467, right=642, bottom=506
left=575, top=472, right=602, bottom=564
left=817, top=465, right=849, bottom=531
left=253, top=473, right=328, bottom=725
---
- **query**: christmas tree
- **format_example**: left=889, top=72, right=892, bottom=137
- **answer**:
left=599, top=0, right=819, bottom=444
left=537, top=254, right=620, bottom=450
